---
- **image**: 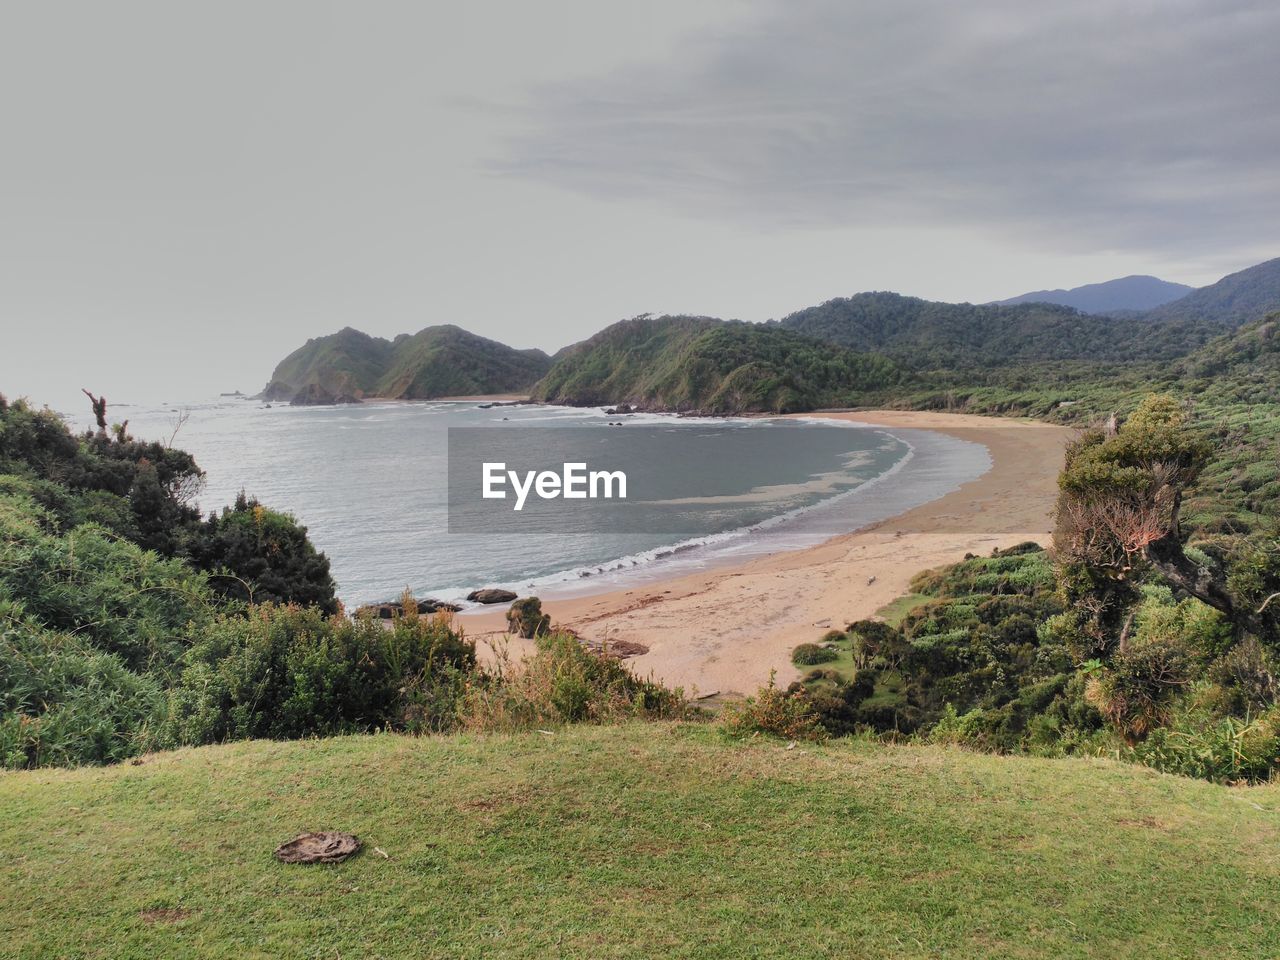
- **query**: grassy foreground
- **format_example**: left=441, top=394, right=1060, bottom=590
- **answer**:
left=2, top=725, right=1279, bottom=959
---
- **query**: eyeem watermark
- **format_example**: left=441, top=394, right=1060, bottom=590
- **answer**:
left=482, top=462, right=627, bottom=511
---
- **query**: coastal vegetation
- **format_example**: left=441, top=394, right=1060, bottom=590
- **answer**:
left=0, top=395, right=680, bottom=769
left=262, top=256, right=1280, bottom=419
left=784, top=395, right=1280, bottom=782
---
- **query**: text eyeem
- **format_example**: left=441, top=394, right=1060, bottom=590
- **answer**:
left=482, top=462, right=627, bottom=511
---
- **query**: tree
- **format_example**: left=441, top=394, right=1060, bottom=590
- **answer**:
left=1054, top=395, right=1278, bottom=656
left=186, top=492, right=338, bottom=613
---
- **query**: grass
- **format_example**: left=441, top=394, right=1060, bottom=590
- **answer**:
left=3, top=724, right=1280, bottom=959
left=874, top=592, right=931, bottom=628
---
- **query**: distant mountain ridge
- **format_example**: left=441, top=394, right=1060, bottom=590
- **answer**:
left=995, top=275, right=1192, bottom=313
left=776, top=293, right=1203, bottom=368
left=262, top=255, right=1280, bottom=412
left=262, top=325, right=551, bottom=404
left=1139, top=257, right=1280, bottom=328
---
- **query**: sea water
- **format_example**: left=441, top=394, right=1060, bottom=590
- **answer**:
left=65, top=399, right=991, bottom=607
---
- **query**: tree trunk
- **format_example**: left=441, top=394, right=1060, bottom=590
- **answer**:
left=1144, top=534, right=1261, bottom=636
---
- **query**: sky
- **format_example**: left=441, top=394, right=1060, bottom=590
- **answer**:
left=2, top=0, right=1277, bottom=410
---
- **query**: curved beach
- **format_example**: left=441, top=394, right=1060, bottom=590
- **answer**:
left=462, top=410, right=1074, bottom=697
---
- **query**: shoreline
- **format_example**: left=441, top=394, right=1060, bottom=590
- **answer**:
left=460, top=410, right=1073, bottom=698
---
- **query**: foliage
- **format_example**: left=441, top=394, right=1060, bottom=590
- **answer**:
left=0, top=395, right=338, bottom=610
left=506, top=596, right=551, bottom=638
left=461, top=632, right=686, bottom=731
left=796, top=546, right=1072, bottom=747
left=187, top=492, right=337, bottom=614
left=1127, top=701, right=1280, bottom=783
left=1052, top=393, right=1278, bottom=656
left=0, top=488, right=214, bottom=673
left=791, top=642, right=837, bottom=666
left=722, top=672, right=826, bottom=741
left=0, top=605, right=166, bottom=769
left=159, top=603, right=474, bottom=745
left=779, top=292, right=1220, bottom=369
left=1084, top=638, right=1193, bottom=743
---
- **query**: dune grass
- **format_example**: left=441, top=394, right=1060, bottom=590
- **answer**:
left=2, top=723, right=1279, bottom=959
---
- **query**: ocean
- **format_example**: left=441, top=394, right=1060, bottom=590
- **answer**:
left=66, top=398, right=991, bottom=608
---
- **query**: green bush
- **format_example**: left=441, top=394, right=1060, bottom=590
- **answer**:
left=187, top=493, right=337, bottom=614
left=462, top=632, right=685, bottom=731
left=160, top=603, right=474, bottom=745
left=791, top=643, right=838, bottom=666
left=1085, top=638, right=1193, bottom=743
left=506, top=596, right=552, bottom=639
left=722, top=673, right=826, bottom=741
left=0, top=488, right=214, bottom=671
left=1128, top=703, right=1280, bottom=783
left=0, top=606, right=165, bottom=769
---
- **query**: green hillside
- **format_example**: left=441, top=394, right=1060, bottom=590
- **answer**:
left=3, top=723, right=1279, bottom=960
left=376, top=325, right=552, bottom=399
left=778, top=292, right=1216, bottom=368
left=262, top=326, right=394, bottom=402
left=1141, top=256, right=1280, bottom=328
left=532, top=314, right=898, bottom=413
left=261, top=325, right=551, bottom=404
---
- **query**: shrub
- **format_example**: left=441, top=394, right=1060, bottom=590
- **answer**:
left=1128, top=703, right=1280, bottom=783
left=186, top=493, right=337, bottom=614
left=159, top=601, right=474, bottom=745
left=792, top=643, right=838, bottom=666
left=0, top=490, right=214, bottom=673
left=722, top=673, right=826, bottom=741
left=0, top=606, right=165, bottom=768
left=1085, top=638, right=1192, bottom=743
left=461, top=632, right=685, bottom=731
left=1205, top=638, right=1279, bottom=716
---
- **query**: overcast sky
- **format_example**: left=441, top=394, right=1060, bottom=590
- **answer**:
left=3, top=0, right=1277, bottom=410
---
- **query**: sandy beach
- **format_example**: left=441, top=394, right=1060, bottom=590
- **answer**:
left=462, top=411, right=1074, bottom=698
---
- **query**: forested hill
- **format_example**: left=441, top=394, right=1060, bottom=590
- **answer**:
left=531, top=315, right=898, bottom=414
left=1139, top=256, right=1280, bottom=328
left=262, top=326, right=393, bottom=403
left=777, top=293, right=1213, bottom=368
left=260, top=255, right=1280, bottom=411
left=262, top=325, right=552, bottom=403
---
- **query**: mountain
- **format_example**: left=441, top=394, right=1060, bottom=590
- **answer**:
left=776, top=293, right=1206, bottom=368
left=262, top=325, right=552, bottom=404
left=532, top=314, right=898, bottom=414
left=375, top=326, right=552, bottom=400
left=262, top=327, right=394, bottom=403
left=1139, top=257, right=1280, bottom=329
left=995, top=275, right=1192, bottom=313
left=1175, top=313, right=1280, bottom=397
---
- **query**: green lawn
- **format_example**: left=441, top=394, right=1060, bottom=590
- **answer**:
left=3, top=724, right=1279, bottom=959
left=874, top=592, right=931, bottom=627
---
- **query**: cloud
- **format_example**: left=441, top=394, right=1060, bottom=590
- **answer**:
left=498, top=0, right=1280, bottom=261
